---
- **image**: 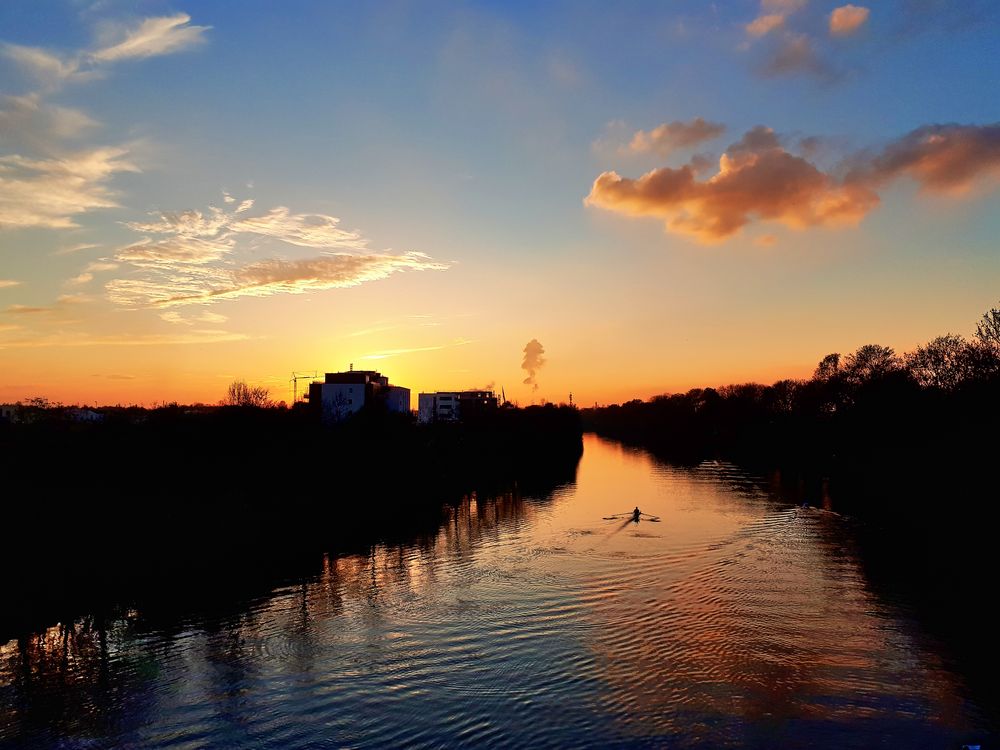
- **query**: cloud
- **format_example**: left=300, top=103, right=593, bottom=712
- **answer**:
left=848, top=123, right=1000, bottom=194
left=91, top=14, right=210, bottom=63
left=160, top=310, right=228, bottom=325
left=0, top=279, right=22, bottom=289
left=0, top=330, right=250, bottom=350
left=109, top=199, right=450, bottom=307
left=126, top=206, right=231, bottom=237
left=585, top=125, right=879, bottom=242
left=0, top=94, right=98, bottom=155
left=66, top=272, right=94, bottom=286
left=114, top=236, right=235, bottom=265
left=53, top=243, right=101, bottom=256
left=0, top=147, right=138, bottom=229
left=108, top=252, right=450, bottom=307
left=3, top=13, right=208, bottom=91
left=521, top=338, right=546, bottom=390
left=1, top=43, right=88, bottom=86
left=626, top=118, right=726, bottom=156
left=64, top=260, right=119, bottom=286
left=746, top=14, right=785, bottom=37
left=360, top=339, right=472, bottom=360
left=745, top=0, right=805, bottom=39
left=830, top=5, right=870, bottom=35
left=231, top=207, right=368, bottom=249
left=758, top=33, right=835, bottom=79
left=587, top=121, right=1000, bottom=242
left=5, top=304, right=50, bottom=314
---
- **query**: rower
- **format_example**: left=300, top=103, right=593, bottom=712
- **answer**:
left=632, top=506, right=641, bottom=523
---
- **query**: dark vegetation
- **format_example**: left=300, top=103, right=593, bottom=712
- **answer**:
left=0, top=402, right=582, bottom=640
left=583, top=303, right=1000, bottom=722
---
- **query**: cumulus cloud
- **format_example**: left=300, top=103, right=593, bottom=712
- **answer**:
left=91, top=14, right=210, bottom=63
left=586, top=126, right=878, bottom=242
left=521, top=338, right=546, bottom=390
left=746, top=0, right=804, bottom=39
left=626, top=118, right=726, bottom=156
left=0, top=147, right=138, bottom=229
left=746, top=14, right=785, bottom=37
left=830, top=5, right=870, bottom=36
left=0, top=279, right=22, bottom=289
left=848, top=123, right=1000, bottom=194
left=586, top=121, right=1000, bottom=242
left=108, top=252, right=449, bottom=307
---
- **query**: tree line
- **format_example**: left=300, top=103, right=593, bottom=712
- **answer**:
left=582, top=303, right=1000, bottom=502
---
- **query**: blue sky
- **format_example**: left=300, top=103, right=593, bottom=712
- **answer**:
left=1, top=1, right=998, bottom=404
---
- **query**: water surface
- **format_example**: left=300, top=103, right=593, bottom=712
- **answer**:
left=0, top=435, right=987, bottom=748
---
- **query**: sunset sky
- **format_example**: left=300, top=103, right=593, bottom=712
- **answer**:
left=1, top=1, right=998, bottom=407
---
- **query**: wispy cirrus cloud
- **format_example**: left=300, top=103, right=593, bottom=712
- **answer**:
left=64, top=260, right=119, bottom=287
left=91, top=13, right=209, bottom=63
left=586, top=121, right=1000, bottom=243
left=2, top=13, right=209, bottom=87
left=110, top=252, right=449, bottom=307
left=0, top=147, right=138, bottom=230
left=108, top=198, right=450, bottom=306
left=231, top=207, right=367, bottom=249
left=0, top=279, right=22, bottom=289
left=360, top=339, right=473, bottom=361
left=0, top=329, right=249, bottom=350
left=0, top=12, right=208, bottom=234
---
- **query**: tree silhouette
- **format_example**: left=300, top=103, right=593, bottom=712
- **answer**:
left=843, top=344, right=901, bottom=384
left=904, top=334, right=974, bottom=390
left=975, top=304, right=1000, bottom=352
left=813, top=353, right=841, bottom=381
left=223, top=380, right=272, bottom=408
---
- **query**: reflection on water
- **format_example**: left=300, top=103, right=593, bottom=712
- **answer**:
left=0, top=435, right=988, bottom=748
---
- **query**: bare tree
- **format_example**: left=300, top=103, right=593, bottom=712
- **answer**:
left=813, top=353, right=841, bottom=381
left=975, top=305, right=1000, bottom=352
left=904, top=334, right=974, bottom=390
left=844, top=344, right=901, bottom=384
left=223, top=380, right=272, bottom=408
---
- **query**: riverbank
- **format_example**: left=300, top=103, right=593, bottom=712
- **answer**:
left=0, top=404, right=583, bottom=638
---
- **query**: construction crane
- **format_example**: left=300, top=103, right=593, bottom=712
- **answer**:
left=290, top=370, right=318, bottom=405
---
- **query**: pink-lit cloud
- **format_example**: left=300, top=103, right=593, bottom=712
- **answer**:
left=108, top=252, right=449, bottom=307
left=849, top=123, right=1000, bottom=194
left=586, top=126, right=878, bottom=242
left=746, top=13, right=785, bottom=37
left=829, top=5, right=870, bottom=36
left=587, top=121, right=1000, bottom=242
left=626, top=118, right=726, bottom=156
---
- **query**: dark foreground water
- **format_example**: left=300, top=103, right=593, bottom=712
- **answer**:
left=0, top=435, right=990, bottom=748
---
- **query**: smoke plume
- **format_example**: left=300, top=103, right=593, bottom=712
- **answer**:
left=521, top=339, right=546, bottom=390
